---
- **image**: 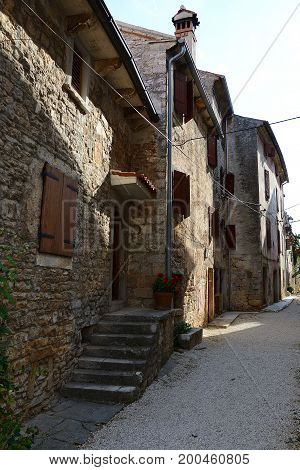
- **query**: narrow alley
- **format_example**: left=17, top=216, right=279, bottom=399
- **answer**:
left=85, top=299, right=300, bottom=450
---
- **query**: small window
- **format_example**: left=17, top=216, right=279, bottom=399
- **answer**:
left=172, top=170, right=190, bottom=219
left=266, top=218, right=272, bottom=250
left=264, top=169, right=270, bottom=201
left=226, top=225, right=236, bottom=250
left=71, top=46, right=83, bottom=95
left=207, top=134, right=218, bottom=168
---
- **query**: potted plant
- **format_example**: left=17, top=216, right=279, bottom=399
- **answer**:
left=152, top=273, right=180, bottom=310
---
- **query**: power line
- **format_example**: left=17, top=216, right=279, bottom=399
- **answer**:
left=16, top=0, right=288, bottom=230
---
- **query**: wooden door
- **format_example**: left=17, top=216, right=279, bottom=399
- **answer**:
left=207, top=268, right=215, bottom=323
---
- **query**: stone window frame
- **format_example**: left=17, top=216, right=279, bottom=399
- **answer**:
left=64, top=38, right=91, bottom=114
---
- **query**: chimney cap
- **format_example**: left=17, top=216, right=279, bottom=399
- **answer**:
left=172, top=6, right=200, bottom=28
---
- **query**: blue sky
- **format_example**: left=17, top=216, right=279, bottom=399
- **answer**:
left=108, top=0, right=300, bottom=232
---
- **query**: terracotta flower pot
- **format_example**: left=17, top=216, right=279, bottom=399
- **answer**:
left=153, top=292, right=174, bottom=310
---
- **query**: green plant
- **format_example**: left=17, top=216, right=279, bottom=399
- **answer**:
left=0, top=234, right=37, bottom=449
left=152, top=273, right=181, bottom=293
left=174, top=321, right=192, bottom=336
left=287, top=286, right=294, bottom=294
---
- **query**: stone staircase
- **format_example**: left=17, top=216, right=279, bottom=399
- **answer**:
left=62, top=308, right=175, bottom=404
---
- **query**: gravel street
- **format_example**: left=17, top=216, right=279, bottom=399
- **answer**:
left=85, top=298, right=300, bottom=450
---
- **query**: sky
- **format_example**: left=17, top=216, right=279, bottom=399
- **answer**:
left=107, top=0, right=300, bottom=233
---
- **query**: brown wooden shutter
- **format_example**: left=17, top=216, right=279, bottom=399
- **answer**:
left=207, top=134, right=217, bottom=168
left=40, top=163, right=78, bottom=257
left=71, top=46, right=83, bottom=95
left=264, top=170, right=270, bottom=200
left=186, top=80, right=194, bottom=123
left=226, top=225, right=236, bottom=250
left=266, top=219, right=272, bottom=249
left=61, top=175, right=78, bottom=257
left=174, top=70, right=187, bottom=117
left=213, top=208, right=220, bottom=238
left=225, top=172, right=235, bottom=196
left=40, top=164, right=64, bottom=256
left=208, top=207, right=212, bottom=243
left=277, top=229, right=281, bottom=256
left=173, top=170, right=190, bottom=218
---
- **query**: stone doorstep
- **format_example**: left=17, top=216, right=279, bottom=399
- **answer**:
left=177, top=328, right=203, bottom=350
left=207, top=311, right=241, bottom=329
left=262, top=298, right=294, bottom=313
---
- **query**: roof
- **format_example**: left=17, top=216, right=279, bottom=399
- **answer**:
left=198, top=70, right=234, bottom=117
left=234, top=115, right=289, bottom=183
left=87, top=0, right=159, bottom=122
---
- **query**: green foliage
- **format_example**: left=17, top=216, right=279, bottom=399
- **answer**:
left=0, top=233, right=37, bottom=449
left=174, top=321, right=192, bottom=336
left=292, top=233, right=300, bottom=266
left=287, top=286, right=294, bottom=294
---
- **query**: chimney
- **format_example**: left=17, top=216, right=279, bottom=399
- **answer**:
left=172, top=5, right=200, bottom=62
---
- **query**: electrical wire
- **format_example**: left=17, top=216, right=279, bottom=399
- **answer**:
left=16, top=0, right=290, bottom=230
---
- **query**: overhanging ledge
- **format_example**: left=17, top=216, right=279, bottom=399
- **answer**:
left=111, top=171, right=157, bottom=200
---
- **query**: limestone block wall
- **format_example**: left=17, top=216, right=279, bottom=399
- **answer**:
left=0, top=1, right=143, bottom=414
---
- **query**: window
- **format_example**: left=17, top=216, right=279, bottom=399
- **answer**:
left=225, top=172, right=235, bottom=196
left=71, top=46, right=83, bottom=95
left=264, top=169, right=270, bottom=201
left=277, top=229, right=281, bottom=255
left=172, top=170, right=190, bottom=218
left=39, top=163, right=78, bottom=257
left=266, top=218, right=272, bottom=250
left=174, top=71, right=194, bottom=122
left=276, top=188, right=279, bottom=212
left=226, top=225, right=236, bottom=250
left=212, top=208, right=220, bottom=239
left=207, top=134, right=217, bottom=168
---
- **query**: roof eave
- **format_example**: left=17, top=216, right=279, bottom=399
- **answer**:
left=87, top=0, right=159, bottom=122
left=263, top=121, right=289, bottom=183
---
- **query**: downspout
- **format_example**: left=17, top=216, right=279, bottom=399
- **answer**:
left=166, top=44, right=186, bottom=278
left=225, top=115, right=232, bottom=309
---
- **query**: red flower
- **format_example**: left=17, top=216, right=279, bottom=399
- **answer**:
left=163, top=277, right=168, bottom=284
left=157, top=273, right=164, bottom=278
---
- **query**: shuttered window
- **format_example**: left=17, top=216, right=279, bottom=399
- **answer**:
left=174, top=72, right=194, bottom=122
left=266, top=218, right=272, bottom=250
left=71, top=46, right=83, bottom=95
left=264, top=169, right=270, bottom=201
left=212, top=208, right=220, bottom=239
left=226, top=225, right=236, bottom=250
left=277, top=229, right=281, bottom=255
left=174, top=71, right=187, bottom=117
left=39, top=163, right=78, bottom=257
left=225, top=172, right=235, bottom=196
left=207, top=134, right=217, bottom=168
left=173, top=170, right=190, bottom=219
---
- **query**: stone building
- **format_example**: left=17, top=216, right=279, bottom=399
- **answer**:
left=0, top=0, right=165, bottom=414
left=118, top=6, right=226, bottom=326
left=227, top=115, right=289, bottom=310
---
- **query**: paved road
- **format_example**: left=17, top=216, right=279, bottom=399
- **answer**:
left=86, top=299, right=300, bottom=450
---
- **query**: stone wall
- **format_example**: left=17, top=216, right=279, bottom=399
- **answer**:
left=0, top=1, right=154, bottom=415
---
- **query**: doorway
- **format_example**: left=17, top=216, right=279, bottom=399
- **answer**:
left=112, top=207, right=122, bottom=301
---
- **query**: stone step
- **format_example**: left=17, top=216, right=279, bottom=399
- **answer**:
left=72, top=368, right=144, bottom=386
left=89, top=333, right=155, bottom=347
left=62, top=382, right=139, bottom=404
left=103, top=313, right=157, bottom=323
left=93, top=321, right=158, bottom=335
left=83, top=344, right=151, bottom=359
left=78, top=356, right=147, bottom=372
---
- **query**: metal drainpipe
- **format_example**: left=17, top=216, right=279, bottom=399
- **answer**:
left=225, top=115, right=232, bottom=309
left=166, top=45, right=186, bottom=278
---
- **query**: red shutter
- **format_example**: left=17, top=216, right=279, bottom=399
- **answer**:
left=61, top=175, right=78, bottom=257
left=266, top=219, right=272, bottom=249
left=225, top=173, right=235, bottom=196
left=174, top=71, right=187, bottom=117
left=186, top=80, right=194, bottom=123
left=207, top=134, right=217, bottom=168
left=173, top=170, right=190, bottom=218
left=226, top=225, right=236, bottom=250
left=39, top=163, right=78, bottom=257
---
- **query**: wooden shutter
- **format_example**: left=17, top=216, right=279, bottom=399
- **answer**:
left=207, top=134, right=217, bottom=168
left=212, top=208, right=220, bottom=238
left=264, top=170, right=270, bottom=200
left=40, top=163, right=78, bottom=257
left=277, top=229, right=281, bottom=256
left=174, top=70, right=187, bottom=117
left=208, top=207, right=212, bottom=243
left=173, top=170, right=190, bottom=218
left=225, top=172, right=235, bottom=196
left=71, top=46, right=83, bottom=95
left=226, top=225, right=236, bottom=250
left=61, top=175, right=78, bottom=257
left=186, top=80, right=194, bottom=123
left=266, top=218, right=272, bottom=249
